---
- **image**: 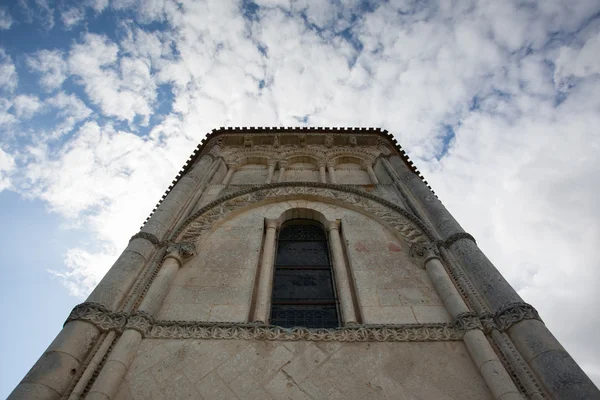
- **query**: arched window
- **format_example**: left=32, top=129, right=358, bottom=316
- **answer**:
left=270, top=219, right=340, bottom=328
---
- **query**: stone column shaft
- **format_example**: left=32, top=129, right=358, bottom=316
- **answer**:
left=366, top=164, right=379, bottom=184
left=327, top=221, right=357, bottom=325
left=222, top=164, right=236, bottom=185
left=327, top=163, right=337, bottom=184
left=319, top=165, right=327, bottom=183
left=266, top=162, right=275, bottom=183
left=8, top=321, right=101, bottom=400
left=87, top=244, right=194, bottom=400
left=277, top=166, right=286, bottom=183
left=415, top=247, right=521, bottom=400
left=252, top=220, right=278, bottom=323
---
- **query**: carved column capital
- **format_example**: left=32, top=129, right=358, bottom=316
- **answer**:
left=226, top=162, right=238, bottom=171
left=326, top=161, right=336, bottom=169
left=317, top=161, right=327, bottom=168
left=360, top=160, right=372, bottom=170
left=265, top=218, right=278, bottom=230
left=278, top=160, right=288, bottom=168
left=325, top=219, right=341, bottom=232
left=409, top=242, right=440, bottom=269
left=164, top=243, right=196, bottom=266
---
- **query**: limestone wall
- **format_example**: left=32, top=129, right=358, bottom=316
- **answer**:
left=115, top=339, right=493, bottom=400
left=158, top=199, right=449, bottom=326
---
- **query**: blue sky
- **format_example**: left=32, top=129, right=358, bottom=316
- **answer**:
left=1, top=0, right=600, bottom=396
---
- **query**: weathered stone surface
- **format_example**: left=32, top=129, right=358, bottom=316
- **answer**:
left=118, top=339, right=492, bottom=399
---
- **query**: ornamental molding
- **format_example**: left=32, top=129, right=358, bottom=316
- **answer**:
left=172, top=182, right=434, bottom=245
left=438, top=232, right=477, bottom=248
left=219, top=145, right=380, bottom=168
left=129, top=232, right=161, bottom=246
left=65, top=301, right=542, bottom=340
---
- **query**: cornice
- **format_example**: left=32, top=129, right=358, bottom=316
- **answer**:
left=65, top=301, right=542, bottom=341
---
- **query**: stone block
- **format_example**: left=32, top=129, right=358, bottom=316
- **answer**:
left=362, top=306, right=417, bottom=324
left=208, top=304, right=248, bottom=322
left=195, top=371, right=238, bottom=400
left=412, top=305, right=452, bottom=323
left=229, top=372, right=273, bottom=400
left=264, top=371, right=312, bottom=400
left=282, top=344, right=328, bottom=382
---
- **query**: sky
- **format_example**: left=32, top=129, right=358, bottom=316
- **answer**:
left=0, top=0, right=599, bottom=396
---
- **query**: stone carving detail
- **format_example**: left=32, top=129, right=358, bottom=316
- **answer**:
left=65, top=302, right=127, bottom=332
left=324, top=135, right=334, bottom=148
left=439, top=232, right=477, bottom=247
left=349, top=135, right=357, bottom=146
left=243, top=135, right=253, bottom=148
left=174, top=182, right=433, bottom=245
left=453, top=312, right=483, bottom=331
left=125, top=311, right=155, bottom=335
left=409, top=242, right=439, bottom=269
left=272, top=135, right=280, bottom=148
left=298, top=134, right=307, bottom=147
left=65, top=301, right=542, bottom=340
left=165, top=242, right=196, bottom=265
left=129, top=231, right=161, bottom=246
left=494, top=303, right=540, bottom=332
left=147, top=322, right=461, bottom=342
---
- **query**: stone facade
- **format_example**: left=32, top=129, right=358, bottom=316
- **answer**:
left=10, top=127, right=600, bottom=400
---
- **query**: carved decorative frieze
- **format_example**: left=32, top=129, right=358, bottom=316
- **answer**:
left=65, top=301, right=542, bottom=341
left=147, top=322, right=462, bottom=342
left=454, top=312, right=483, bottom=332
left=65, top=302, right=127, bottom=332
left=125, top=311, right=155, bottom=336
left=129, top=232, right=161, bottom=246
left=439, top=232, right=477, bottom=247
left=494, top=302, right=541, bottom=332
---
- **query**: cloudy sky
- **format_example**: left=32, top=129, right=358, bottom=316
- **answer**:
left=1, top=0, right=599, bottom=396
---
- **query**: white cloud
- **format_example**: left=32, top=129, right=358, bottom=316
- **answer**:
left=0, top=7, right=13, bottom=29
left=69, top=33, right=157, bottom=124
left=12, top=94, right=44, bottom=119
left=0, top=146, right=15, bottom=191
left=26, top=49, right=68, bottom=92
left=0, top=49, right=17, bottom=93
left=554, top=32, right=600, bottom=88
left=18, top=0, right=55, bottom=30
left=60, top=6, right=85, bottom=29
left=45, top=91, right=93, bottom=137
left=85, top=0, right=109, bottom=13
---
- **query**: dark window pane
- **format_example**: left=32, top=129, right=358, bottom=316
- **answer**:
left=278, top=224, right=326, bottom=241
left=272, top=269, right=335, bottom=301
left=276, top=240, right=329, bottom=266
left=271, top=305, right=339, bottom=329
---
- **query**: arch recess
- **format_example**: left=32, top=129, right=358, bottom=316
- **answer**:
left=173, top=182, right=433, bottom=246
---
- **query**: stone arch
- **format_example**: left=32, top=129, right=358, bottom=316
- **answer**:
left=326, top=148, right=377, bottom=165
left=173, top=182, right=433, bottom=246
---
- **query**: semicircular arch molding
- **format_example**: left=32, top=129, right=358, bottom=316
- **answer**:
left=173, top=183, right=434, bottom=246
left=327, top=149, right=377, bottom=164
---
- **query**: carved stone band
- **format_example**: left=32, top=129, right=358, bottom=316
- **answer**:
left=438, top=232, right=477, bottom=248
left=65, top=301, right=542, bottom=341
left=129, top=232, right=161, bottom=246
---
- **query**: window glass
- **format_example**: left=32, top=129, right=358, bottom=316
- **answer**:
left=270, top=220, right=340, bottom=328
